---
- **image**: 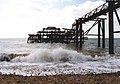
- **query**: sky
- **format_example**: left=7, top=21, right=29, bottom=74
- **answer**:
left=0, top=0, right=119, bottom=38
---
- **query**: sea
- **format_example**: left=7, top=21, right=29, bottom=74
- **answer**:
left=0, top=38, right=120, bottom=76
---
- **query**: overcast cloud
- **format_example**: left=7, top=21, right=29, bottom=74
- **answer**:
left=0, top=0, right=119, bottom=38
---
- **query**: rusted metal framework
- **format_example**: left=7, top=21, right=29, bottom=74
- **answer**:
left=27, top=26, right=75, bottom=44
left=27, top=0, right=120, bottom=54
left=73, top=0, right=120, bottom=54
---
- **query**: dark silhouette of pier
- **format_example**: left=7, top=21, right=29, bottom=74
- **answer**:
left=27, top=26, right=76, bottom=44
left=72, top=0, right=120, bottom=54
left=28, top=0, right=120, bottom=54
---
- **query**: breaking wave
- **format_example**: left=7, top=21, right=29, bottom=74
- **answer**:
left=0, top=53, right=29, bottom=61
left=11, top=47, right=112, bottom=63
left=11, top=47, right=96, bottom=63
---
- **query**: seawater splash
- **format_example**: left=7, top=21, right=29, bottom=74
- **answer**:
left=1, top=38, right=120, bottom=76
left=1, top=53, right=120, bottom=76
left=11, top=47, right=94, bottom=63
left=0, top=53, right=29, bottom=61
left=1, top=47, right=120, bottom=76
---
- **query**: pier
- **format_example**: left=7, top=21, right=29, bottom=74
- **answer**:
left=27, top=26, right=76, bottom=44
left=28, top=0, right=120, bottom=54
left=73, top=0, right=120, bottom=54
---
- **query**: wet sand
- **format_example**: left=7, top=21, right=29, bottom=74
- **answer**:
left=0, top=72, right=120, bottom=84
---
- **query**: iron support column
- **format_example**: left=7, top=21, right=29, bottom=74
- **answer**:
left=108, top=1, right=114, bottom=54
left=76, top=20, right=79, bottom=48
left=102, top=19, right=105, bottom=48
left=98, top=20, right=101, bottom=47
left=82, top=30, right=84, bottom=44
left=79, top=18, right=83, bottom=49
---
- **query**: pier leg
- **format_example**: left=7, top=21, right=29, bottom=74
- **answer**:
left=82, top=31, right=84, bottom=44
left=108, top=1, right=114, bottom=54
left=102, top=19, right=105, bottom=48
left=67, top=33, right=69, bottom=43
left=79, top=18, right=82, bottom=49
left=98, top=20, right=101, bottom=47
left=76, top=20, right=79, bottom=48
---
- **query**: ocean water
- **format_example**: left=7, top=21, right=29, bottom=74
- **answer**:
left=0, top=38, right=120, bottom=76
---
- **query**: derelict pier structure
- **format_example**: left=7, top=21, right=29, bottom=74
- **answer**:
left=27, top=26, right=76, bottom=44
left=72, top=0, right=120, bottom=54
left=28, top=0, right=120, bottom=54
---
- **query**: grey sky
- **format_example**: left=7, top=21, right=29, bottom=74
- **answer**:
left=0, top=0, right=119, bottom=38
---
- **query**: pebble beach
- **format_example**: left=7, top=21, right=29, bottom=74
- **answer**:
left=0, top=72, right=120, bottom=84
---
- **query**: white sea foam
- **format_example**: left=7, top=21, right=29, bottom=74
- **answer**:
left=0, top=47, right=118, bottom=76
left=1, top=38, right=120, bottom=76
left=1, top=55, right=120, bottom=76
left=11, top=47, right=95, bottom=63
